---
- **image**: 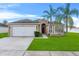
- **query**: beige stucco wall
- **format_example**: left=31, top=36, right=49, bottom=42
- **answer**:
left=35, top=24, right=41, bottom=32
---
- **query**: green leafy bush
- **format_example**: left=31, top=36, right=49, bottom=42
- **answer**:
left=34, top=31, right=42, bottom=37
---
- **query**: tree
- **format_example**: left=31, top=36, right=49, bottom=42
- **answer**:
left=43, top=5, right=57, bottom=35
left=3, top=20, right=8, bottom=25
left=56, top=3, right=79, bottom=33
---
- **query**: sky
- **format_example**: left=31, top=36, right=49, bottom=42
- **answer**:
left=0, top=3, right=79, bottom=27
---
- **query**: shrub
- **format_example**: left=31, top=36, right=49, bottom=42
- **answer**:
left=34, top=31, right=42, bottom=37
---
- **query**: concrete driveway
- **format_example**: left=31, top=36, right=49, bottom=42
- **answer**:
left=0, top=37, right=33, bottom=56
left=0, top=37, right=33, bottom=50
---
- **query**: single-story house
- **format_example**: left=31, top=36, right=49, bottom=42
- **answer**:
left=0, top=23, right=8, bottom=33
left=9, top=19, right=64, bottom=37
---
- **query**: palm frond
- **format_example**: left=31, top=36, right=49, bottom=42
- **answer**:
left=42, top=15, right=50, bottom=19
left=43, top=10, right=50, bottom=15
left=55, top=14, right=63, bottom=23
left=68, top=16, right=74, bottom=29
left=63, top=4, right=70, bottom=15
left=70, top=9, right=79, bottom=17
left=49, top=5, right=53, bottom=13
left=57, top=7, right=64, bottom=13
left=65, top=3, right=70, bottom=11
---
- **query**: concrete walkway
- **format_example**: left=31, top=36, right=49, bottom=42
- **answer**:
left=0, top=51, right=79, bottom=56
left=23, top=51, right=79, bottom=56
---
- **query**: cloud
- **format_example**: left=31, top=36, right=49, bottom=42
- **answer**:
left=0, top=11, right=43, bottom=22
left=24, top=14, right=43, bottom=19
left=72, top=17, right=79, bottom=27
left=0, top=3, right=19, bottom=9
left=0, top=11, right=24, bottom=19
left=0, top=3, right=20, bottom=12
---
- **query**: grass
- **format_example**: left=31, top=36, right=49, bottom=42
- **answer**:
left=0, top=33, right=8, bottom=38
left=27, top=32, right=79, bottom=51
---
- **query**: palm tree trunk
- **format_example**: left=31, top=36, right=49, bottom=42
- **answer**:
left=49, top=19, right=51, bottom=35
left=49, top=17, right=53, bottom=35
left=66, top=18, right=68, bottom=33
left=49, top=25, right=51, bottom=35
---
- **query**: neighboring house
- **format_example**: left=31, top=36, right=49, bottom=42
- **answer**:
left=64, top=26, right=79, bottom=33
left=9, top=19, right=64, bottom=37
left=0, top=23, right=8, bottom=33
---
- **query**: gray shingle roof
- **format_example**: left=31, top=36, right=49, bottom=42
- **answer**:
left=12, top=19, right=63, bottom=25
left=12, top=19, right=39, bottom=23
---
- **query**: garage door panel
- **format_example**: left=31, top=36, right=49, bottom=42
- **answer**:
left=23, top=26, right=36, bottom=36
left=12, top=25, right=36, bottom=36
left=13, top=27, right=25, bottom=36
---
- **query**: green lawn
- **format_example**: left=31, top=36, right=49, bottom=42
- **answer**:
left=27, top=33, right=79, bottom=51
left=0, top=33, right=8, bottom=38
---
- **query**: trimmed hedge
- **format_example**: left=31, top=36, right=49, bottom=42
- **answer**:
left=34, top=31, right=42, bottom=37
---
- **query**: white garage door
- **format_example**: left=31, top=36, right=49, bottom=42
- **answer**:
left=12, top=25, right=36, bottom=36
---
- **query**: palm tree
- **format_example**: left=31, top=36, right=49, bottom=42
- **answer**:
left=56, top=3, right=79, bottom=33
left=43, top=5, right=57, bottom=35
